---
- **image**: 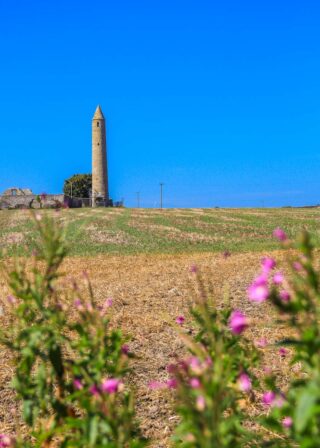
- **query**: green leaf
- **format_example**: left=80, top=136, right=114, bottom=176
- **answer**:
left=49, top=345, right=64, bottom=379
left=89, top=416, right=98, bottom=446
left=23, top=399, right=34, bottom=426
left=294, top=386, right=317, bottom=432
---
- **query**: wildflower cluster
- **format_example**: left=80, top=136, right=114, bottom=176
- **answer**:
left=0, top=214, right=145, bottom=447
left=229, top=227, right=320, bottom=446
left=257, top=229, right=320, bottom=446
left=167, top=272, right=260, bottom=446
left=248, top=253, right=292, bottom=308
left=160, top=227, right=320, bottom=446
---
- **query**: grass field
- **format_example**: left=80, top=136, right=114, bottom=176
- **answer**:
left=0, top=207, right=319, bottom=446
left=0, top=207, right=320, bottom=256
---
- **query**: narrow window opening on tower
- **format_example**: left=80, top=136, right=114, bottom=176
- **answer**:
left=97, top=122, right=100, bottom=127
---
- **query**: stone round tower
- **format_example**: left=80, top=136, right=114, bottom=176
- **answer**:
left=92, top=105, right=109, bottom=206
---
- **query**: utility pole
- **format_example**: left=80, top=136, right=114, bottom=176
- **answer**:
left=160, top=183, right=164, bottom=209
left=136, top=192, right=140, bottom=208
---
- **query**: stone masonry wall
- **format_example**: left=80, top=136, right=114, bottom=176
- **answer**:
left=0, top=194, right=65, bottom=209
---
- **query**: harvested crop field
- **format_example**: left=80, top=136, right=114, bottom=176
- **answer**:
left=0, top=207, right=320, bottom=256
left=0, top=252, right=303, bottom=446
left=0, top=208, right=319, bottom=445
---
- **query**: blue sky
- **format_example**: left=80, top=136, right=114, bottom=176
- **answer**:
left=0, top=0, right=319, bottom=207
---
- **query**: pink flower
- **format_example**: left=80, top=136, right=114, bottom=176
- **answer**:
left=204, top=356, right=213, bottom=367
left=255, top=337, right=268, bottom=348
left=189, top=378, right=201, bottom=389
left=223, top=250, right=231, bottom=259
left=176, top=315, right=185, bottom=325
left=177, top=359, right=189, bottom=372
left=279, top=290, right=291, bottom=302
left=101, top=378, right=121, bottom=394
left=282, top=416, right=293, bottom=428
left=229, top=310, right=248, bottom=335
left=262, top=391, right=276, bottom=406
left=74, top=298, right=85, bottom=311
left=247, top=274, right=269, bottom=302
left=274, top=394, right=285, bottom=408
left=261, top=257, right=276, bottom=273
left=196, top=395, right=206, bottom=411
left=121, top=344, right=130, bottom=355
left=186, top=357, right=204, bottom=375
left=273, top=272, right=284, bottom=285
left=293, top=261, right=302, bottom=272
left=263, top=366, right=273, bottom=375
left=105, top=298, right=113, bottom=307
left=167, top=378, right=178, bottom=389
left=187, top=357, right=201, bottom=368
left=86, top=302, right=94, bottom=312
left=190, top=264, right=197, bottom=273
left=89, top=385, right=100, bottom=397
left=238, top=373, right=252, bottom=392
left=99, top=298, right=113, bottom=315
left=273, top=228, right=287, bottom=241
left=262, top=391, right=284, bottom=408
left=278, top=347, right=288, bottom=357
left=73, top=379, right=83, bottom=390
left=7, top=295, right=16, bottom=305
left=253, top=273, right=269, bottom=284
left=166, top=363, right=177, bottom=374
left=0, top=434, right=13, bottom=448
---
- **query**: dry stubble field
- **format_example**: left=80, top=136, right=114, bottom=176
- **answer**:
left=0, top=207, right=320, bottom=446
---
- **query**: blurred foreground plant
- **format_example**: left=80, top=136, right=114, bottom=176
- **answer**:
left=0, top=214, right=146, bottom=447
left=169, top=229, right=320, bottom=447
left=255, top=229, right=320, bottom=447
left=167, top=271, right=261, bottom=447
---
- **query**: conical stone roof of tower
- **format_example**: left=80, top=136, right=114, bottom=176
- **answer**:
left=93, top=105, right=105, bottom=120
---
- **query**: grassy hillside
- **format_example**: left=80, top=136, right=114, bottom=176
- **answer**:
left=0, top=207, right=319, bottom=256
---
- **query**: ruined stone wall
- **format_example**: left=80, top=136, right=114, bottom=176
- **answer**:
left=0, top=194, right=65, bottom=209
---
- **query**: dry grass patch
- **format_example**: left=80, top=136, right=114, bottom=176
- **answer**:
left=0, top=249, right=301, bottom=447
left=129, top=222, right=222, bottom=244
left=88, top=228, right=135, bottom=245
left=0, top=232, right=26, bottom=247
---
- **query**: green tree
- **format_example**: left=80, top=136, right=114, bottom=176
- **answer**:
left=63, top=174, right=92, bottom=198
